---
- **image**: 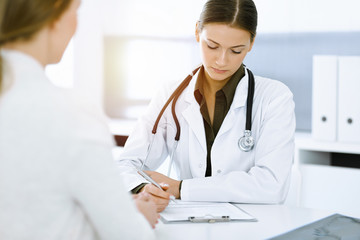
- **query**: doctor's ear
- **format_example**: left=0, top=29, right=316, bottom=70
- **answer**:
left=195, top=21, right=201, bottom=42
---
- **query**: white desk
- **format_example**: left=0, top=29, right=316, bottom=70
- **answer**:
left=154, top=204, right=334, bottom=240
left=107, top=120, right=345, bottom=239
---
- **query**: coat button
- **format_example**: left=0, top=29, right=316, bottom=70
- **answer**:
left=217, top=169, right=222, bottom=174
left=199, top=164, right=203, bottom=168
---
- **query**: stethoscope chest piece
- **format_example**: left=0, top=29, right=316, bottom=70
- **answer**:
left=238, top=130, right=254, bottom=152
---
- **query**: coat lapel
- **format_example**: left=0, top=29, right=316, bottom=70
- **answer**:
left=181, top=70, right=207, bottom=152
left=180, top=68, right=251, bottom=151
left=216, top=72, right=249, bottom=137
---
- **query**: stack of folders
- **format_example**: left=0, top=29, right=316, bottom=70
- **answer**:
left=160, top=200, right=257, bottom=223
left=269, top=213, right=360, bottom=240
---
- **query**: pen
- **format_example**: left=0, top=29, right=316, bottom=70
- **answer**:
left=137, top=169, right=176, bottom=203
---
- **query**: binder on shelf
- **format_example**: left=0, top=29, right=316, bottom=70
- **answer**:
left=160, top=200, right=257, bottom=223
left=312, top=55, right=338, bottom=141
left=338, top=56, right=360, bottom=143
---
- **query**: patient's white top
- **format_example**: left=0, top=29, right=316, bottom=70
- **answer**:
left=0, top=50, right=154, bottom=240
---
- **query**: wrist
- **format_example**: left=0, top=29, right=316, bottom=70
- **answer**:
left=131, top=183, right=148, bottom=194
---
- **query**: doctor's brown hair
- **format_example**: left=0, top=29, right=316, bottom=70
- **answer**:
left=0, top=0, right=72, bottom=93
left=198, top=0, right=258, bottom=42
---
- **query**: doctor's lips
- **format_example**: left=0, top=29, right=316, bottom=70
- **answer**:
left=212, top=67, right=228, bottom=74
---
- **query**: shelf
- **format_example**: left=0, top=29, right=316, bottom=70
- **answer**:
left=295, top=132, right=360, bottom=215
left=295, top=131, right=360, bottom=154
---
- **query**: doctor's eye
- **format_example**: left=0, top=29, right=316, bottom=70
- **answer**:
left=231, top=50, right=242, bottom=54
left=207, top=44, right=218, bottom=50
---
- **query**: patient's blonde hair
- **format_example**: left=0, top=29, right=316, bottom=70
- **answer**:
left=0, top=0, right=72, bottom=93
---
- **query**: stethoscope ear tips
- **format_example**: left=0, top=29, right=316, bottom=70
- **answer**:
left=238, top=130, right=255, bottom=152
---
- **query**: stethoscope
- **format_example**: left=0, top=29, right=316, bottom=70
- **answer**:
left=140, top=65, right=255, bottom=176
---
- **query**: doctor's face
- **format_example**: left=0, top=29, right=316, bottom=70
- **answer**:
left=196, top=23, right=254, bottom=83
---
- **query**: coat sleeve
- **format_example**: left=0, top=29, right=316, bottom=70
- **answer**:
left=63, top=104, right=156, bottom=240
left=116, top=80, right=179, bottom=191
left=66, top=141, right=156, bottom=240
left=181, top=80, right=296, bottom=204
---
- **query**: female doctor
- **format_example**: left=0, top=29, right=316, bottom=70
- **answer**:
left=117, top=0, right=295, bottom=212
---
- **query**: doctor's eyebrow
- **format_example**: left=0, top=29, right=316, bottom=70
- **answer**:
left=207, top=39, right=247, bottom=48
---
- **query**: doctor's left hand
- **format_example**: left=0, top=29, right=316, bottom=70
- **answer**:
left=144, top=171, right=181, bottom=199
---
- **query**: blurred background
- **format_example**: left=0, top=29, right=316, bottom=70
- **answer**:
left=46, top=0, right=360, bottom=131
left=45, top=0, right=360, bottom=217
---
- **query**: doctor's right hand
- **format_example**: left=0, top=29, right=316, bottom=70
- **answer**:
left=140, top=183, right=171, bottom=212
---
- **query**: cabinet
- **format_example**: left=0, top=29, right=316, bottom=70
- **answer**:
left=294, top=131, right=360, bottom=217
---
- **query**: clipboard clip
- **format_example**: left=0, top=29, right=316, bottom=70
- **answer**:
left=188, top=215, right=230, bottom=223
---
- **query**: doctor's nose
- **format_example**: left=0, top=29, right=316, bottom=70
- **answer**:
left=215, top=50, right=228, bottom=67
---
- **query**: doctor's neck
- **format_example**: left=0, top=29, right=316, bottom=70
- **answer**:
left=202, top=68, right=232, bottom=94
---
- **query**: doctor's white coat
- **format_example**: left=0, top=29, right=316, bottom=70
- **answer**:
left=117, top=69, right=295, bottom=204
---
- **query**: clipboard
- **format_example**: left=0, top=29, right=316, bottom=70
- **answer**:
left=160, top=200, right=257, bottom=223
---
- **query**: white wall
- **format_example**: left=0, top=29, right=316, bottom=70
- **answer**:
left=255, top=0, right=360, bottom=33
left=73, top=0, right=104, bottom=107
left=102, top=0, right=206, bottom=37
left=101, top=0, right=360, bottom=37
left=70, top=0, right=360, bottom=107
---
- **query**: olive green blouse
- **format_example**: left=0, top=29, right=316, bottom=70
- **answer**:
left=194, top=65, right=245, bottom=177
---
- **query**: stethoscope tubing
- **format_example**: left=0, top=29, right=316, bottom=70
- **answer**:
left=151, top=67, right=201, bottom=140
left=144, top=65, right=255, bottom=173
left=152, top=65, right=255, bottom=140
left=245, top=68, right=255, bottom=131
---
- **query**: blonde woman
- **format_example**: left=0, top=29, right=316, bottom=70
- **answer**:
left=0, top=0, right=158, bottom=239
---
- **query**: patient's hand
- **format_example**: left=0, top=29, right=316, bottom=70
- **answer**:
left=140, top=182, right=171, bottom=212
left=133, top=192, right=160, bottom=228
